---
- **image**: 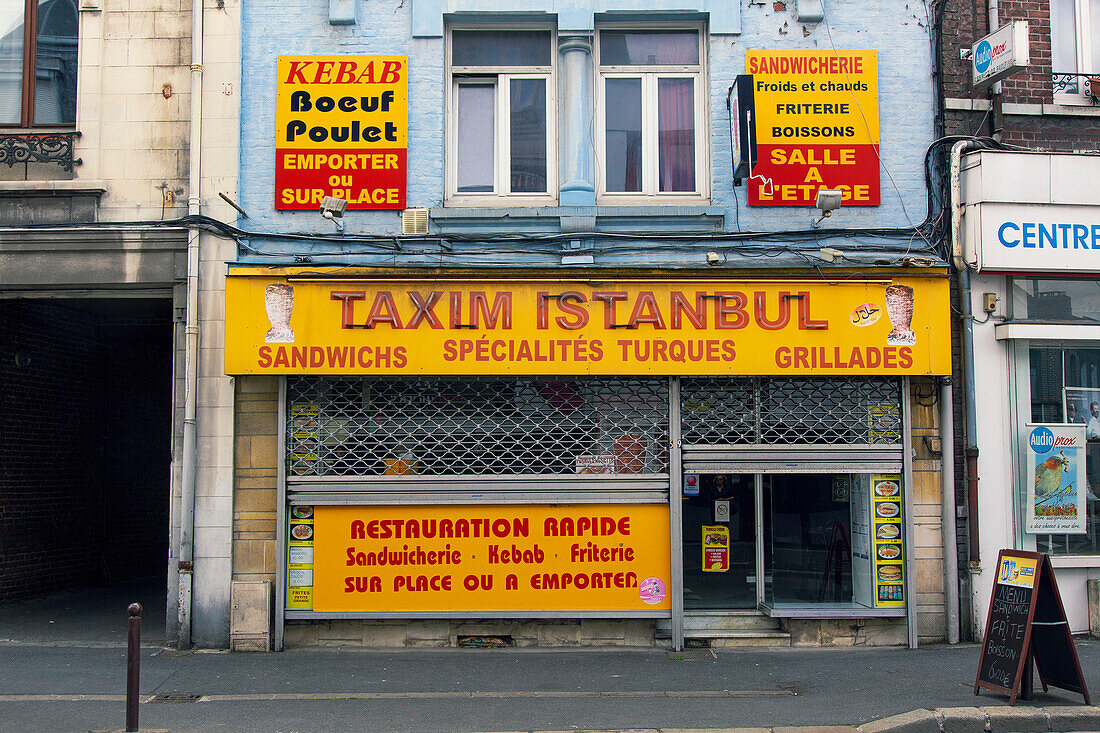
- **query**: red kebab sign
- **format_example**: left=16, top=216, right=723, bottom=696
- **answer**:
left=745, top=50, right=879, bottom=207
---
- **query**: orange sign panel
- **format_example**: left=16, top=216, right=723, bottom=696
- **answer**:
left=310, top=504, right=672, bottom=613
left=224, top=273, right=951, bottom=376
left=275, top=55, right=408, bottom=210
left=746, top=50, right=879, bottom=206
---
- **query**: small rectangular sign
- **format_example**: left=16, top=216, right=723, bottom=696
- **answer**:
left=972, top=22, right=1030, bottom=88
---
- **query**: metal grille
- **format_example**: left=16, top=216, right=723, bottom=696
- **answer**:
left=286, top=376, right=669, bottom=476
left=680, top=377, right=902, bottom=445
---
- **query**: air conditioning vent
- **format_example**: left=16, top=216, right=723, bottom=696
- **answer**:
left=402, top=208, right=429, bottom=235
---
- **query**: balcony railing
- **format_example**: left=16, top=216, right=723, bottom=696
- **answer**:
left=0, top=131, right=82, bottom=171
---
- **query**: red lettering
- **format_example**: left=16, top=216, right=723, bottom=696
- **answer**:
left=285, top=60, right=311, bottom=83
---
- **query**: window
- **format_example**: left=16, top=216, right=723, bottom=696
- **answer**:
left=1028, top=344, right=1100, bottom=555
left=445, top=28, right=556, bottom=203
left=0, top=0, right=77, bottom=126
left=1050, top=0, right=1099, bottom=103
left=596, top=27, right=707, bottom=201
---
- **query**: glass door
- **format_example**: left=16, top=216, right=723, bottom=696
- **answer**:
left=762, top=473, right=867, bottom=609
left=681, top=473, right=756, bottom=609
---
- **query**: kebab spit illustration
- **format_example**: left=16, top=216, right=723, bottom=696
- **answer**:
left=264, top=283, right=295, bottom=343
left=884, top=284, right=916, bottom=345
left=1034, top=450, right=1071, bottom=501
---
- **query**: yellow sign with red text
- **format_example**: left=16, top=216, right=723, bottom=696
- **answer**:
left=310, top=504, right=671, bottom=613
left=275, top=55, right=408, bottom=210
left=224, top=273, right=950, bottom=376
left=746, top=50, right=879, bottom=206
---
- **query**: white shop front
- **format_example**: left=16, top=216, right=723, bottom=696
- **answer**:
left=958, top=149, right=1100, bottom=635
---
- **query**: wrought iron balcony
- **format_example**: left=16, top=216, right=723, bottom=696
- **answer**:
left=0, top=130, right=82, bottom=171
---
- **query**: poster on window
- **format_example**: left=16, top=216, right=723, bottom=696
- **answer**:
left=1025, top=424, right=1087, bottom=534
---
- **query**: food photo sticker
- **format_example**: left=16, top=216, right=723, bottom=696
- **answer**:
left=875, top=500, right=901, bottom=519
left=876, top=523, right=901, bottom=540
left=874, top=479, right=899, bottom=497
left=877, top=565, right=902, bottom=582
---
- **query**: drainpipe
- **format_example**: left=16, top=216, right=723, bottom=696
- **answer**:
left=951, top=140, right=981, bottom=638
left=940, top=377, right=960, bottom=644
left=987, top=0, right=1003, bottom=138
left=178, top=0, right=204, bottom=649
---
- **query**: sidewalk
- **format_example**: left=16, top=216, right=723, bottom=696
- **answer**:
left=0, top=639, right=1097, bottom=733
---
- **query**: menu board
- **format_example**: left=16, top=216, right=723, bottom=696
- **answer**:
left=287, top=505, right=315, bottom=609
left=975, top=550, right=1091, bottom=705
left=871, top=474, right=904, bottom=606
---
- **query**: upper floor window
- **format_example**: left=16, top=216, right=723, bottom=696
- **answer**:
left=0, top=0, right=77, bottom=126
left=445, top=28, right=556, bottom=204
left=596, top=27, right=707, bottom=202
left=1051, top=0, right=1099, bottom=104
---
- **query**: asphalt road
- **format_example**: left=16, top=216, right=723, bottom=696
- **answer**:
left=0, top=641, right=1095, bottom=732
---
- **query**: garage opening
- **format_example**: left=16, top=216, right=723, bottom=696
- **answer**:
left=0, top=298, right=173, bottom=633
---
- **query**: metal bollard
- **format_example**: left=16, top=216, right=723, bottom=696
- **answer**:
left=126, top=603, right=142, bottom=733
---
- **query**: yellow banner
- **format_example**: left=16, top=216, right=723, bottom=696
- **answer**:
left=275, top=55, right=408, bottom=210
left=311, top=504, right=672, bottom=613
left=747, top=50, right=879, bottom=145
left=224, top=274, right=951, bottom=375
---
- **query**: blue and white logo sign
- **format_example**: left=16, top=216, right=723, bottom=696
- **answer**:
left=974, top=40, right=992, bottom=73
left=970, top=21, right=1029, bottom=88
left=1029, top=426, right=1054, bottom=453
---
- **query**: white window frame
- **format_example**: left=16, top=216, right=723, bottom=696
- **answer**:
left=1051, top=0, right=1098, bottom=106
left=594, top=23, right=709, bottom=205
left=444, top=25, right=558, bottom=206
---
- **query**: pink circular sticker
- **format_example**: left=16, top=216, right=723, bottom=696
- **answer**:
left=638, top=576, right=666, bottom=605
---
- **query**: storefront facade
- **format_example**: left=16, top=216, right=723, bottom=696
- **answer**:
left=957, top=149, right=1100, bottom=636
left=224, top=271, right=952, bottom=648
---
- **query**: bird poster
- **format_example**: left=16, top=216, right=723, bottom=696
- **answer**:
left=1026, top=424, right=1086, bottom=534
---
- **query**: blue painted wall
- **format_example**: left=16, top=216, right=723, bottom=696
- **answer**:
left=238, top=0, right=935, bottom=263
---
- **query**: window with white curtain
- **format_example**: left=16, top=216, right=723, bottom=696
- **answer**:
left=595, top=27, right=708, bottom=202
left=1050, top=0, right=1100, bottom=103
left=445, top=28, right=556, bottom=204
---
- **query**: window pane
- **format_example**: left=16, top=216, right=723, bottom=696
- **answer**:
left=600, top=31, right=699, bottom=66
left=452, top=31, right=551, bottom=67
left=1032, top=344, right=1100, bottom=556
left=1091, top=0, right=1100, bottom=60
left=457, top=84, right=494, bottom=193
left=605, top=78, right=641, bottom=192
left=509, top=78, right=546, bottom=193
left=1012, top=278, right=1100, bottom=322
left=1050, top=0, right=1079, bottom=72
left=658, top=77, right=695, bottom=192
left=0, top=0, right=25, bottom=125
left=765, top=474, right=855, bottom=606
left=34, top=0, right=77, bottom=124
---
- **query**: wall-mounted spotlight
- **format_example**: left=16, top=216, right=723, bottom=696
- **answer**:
left=320, top=196, right=348, bottom=233
left=813, top=189, right=843, bottom=228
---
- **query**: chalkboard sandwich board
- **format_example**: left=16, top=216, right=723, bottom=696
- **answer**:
left=974, top=549, right=1090, bottom=706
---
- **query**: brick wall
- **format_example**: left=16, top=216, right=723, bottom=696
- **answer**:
left=0, top=300, right=170, bottom=602
left=232, top=377, right=279, bottom=587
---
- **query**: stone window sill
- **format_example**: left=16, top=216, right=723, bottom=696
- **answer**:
left=429, top=205, right=724, bottom=234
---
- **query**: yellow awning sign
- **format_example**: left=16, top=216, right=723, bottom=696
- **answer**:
left=225, top=276, right=951, bottom=376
